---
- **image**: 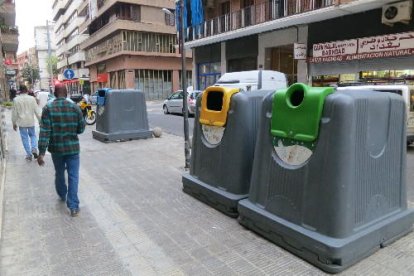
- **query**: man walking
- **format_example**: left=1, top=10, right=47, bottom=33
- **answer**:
left=37, top=83, right=85, bottom=217
left=12, top=85, right=41, bottom=161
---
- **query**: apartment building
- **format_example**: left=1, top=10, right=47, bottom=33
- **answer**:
left=52, top=0, right=90, bottom=94
left=79, top=0, right=192, bottom=100
left=34, top=25, right=56, bottom=91
left=185, top=0, right=414, bottom=89
left=0, top=0, right=18, bottom=99
left=16, top=47, right=37, bottom=87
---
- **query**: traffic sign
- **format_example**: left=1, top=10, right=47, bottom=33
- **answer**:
left=63, top=68, right=75, bottom=80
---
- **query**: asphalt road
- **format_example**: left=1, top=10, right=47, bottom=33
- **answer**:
left=147, top=101, right=195, bottom=137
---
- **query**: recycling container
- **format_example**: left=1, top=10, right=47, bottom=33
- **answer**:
left=238, top=83, right=414, bottom=273
left=92, top=89, right=152, bottom=142
left=182, top=86, right=273, bottom=217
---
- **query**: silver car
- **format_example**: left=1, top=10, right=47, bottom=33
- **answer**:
left=163, top=90, right=202, bottom=115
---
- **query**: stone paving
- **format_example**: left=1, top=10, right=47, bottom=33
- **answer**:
left=1, top=111, right=414, bottom=275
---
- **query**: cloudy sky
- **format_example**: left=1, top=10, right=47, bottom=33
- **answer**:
left=16, top=0, right=53, bottom=54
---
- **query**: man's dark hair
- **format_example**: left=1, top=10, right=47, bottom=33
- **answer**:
left=19, top=85, right=28, bottom=93
left=54, top=83, right=68, bottom=98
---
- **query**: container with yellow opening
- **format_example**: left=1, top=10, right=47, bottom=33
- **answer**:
left=183, top=86, right=275, bottom=217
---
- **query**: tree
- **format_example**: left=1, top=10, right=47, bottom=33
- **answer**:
left=21, top=63, right=40, bottom=86
left=47, top=55, right=59, bottom=77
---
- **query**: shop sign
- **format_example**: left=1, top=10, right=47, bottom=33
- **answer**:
left=6, top=69, right=15, bottom=75
left=310, top=32, right=414, bottom=63
left=293, top=43, right=307, bottom=60
left=97, top=73, right=108, bottom=83
left=312, top=39, right=358, bottom=58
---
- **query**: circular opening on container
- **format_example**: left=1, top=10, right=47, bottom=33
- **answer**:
left=288, top=89, right=304, bottom=107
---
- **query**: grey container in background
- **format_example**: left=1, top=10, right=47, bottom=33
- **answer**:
left=92, top=89, right=152, bottom=142
left=238, top=89, right=414, bottom=273
left=182, top=87, right=273, bottom=217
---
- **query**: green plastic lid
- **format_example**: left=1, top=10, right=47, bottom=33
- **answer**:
left=271, top=83, right=334, bottom=144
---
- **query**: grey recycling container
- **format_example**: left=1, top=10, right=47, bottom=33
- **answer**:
left=92, top=89, right=152, bottom=142
left=238, top=83, right=414, bottom=273
left=182, top=86, right=272, bottom=217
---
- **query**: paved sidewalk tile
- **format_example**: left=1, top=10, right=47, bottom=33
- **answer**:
left=1, top=110, right=414, bottom=275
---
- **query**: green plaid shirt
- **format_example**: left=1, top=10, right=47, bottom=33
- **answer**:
left=38, top=98, right=85, bottom=156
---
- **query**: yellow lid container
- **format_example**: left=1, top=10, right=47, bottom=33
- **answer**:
left=199, top=86, right=240, bottom=127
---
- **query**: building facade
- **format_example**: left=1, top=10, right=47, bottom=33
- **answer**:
left=52, top=0, right=90, bottom=95
left=34, top=25, right=56, bottom=91
left=0, top=0, right=18, bottom=99
left=16, top=47, right=38, bottom=88
left=78, top=0, right=192, bottom=100
left=184, top=0, right=413, bottom=90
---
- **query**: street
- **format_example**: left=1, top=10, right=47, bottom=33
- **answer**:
left=147, top=101, right=195, bottom=137
left=1, top=107, right=414, bottom=275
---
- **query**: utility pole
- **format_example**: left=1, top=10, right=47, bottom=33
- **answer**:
left=162, top=3, right=191, bottom=169
left=180, top=0, right=190, bottom=169
left=46, top=20, right=53, bottom=92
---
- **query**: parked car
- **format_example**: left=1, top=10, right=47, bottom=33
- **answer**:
left=163, top=90, right=203, bottom=115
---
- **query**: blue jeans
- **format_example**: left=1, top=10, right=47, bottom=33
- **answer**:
left=51, top=154, right=80, bottom=210
left=19, top=127, right=37, bottom=156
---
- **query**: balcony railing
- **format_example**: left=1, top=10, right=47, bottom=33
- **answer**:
left=187, top=0, right=335, bottom=42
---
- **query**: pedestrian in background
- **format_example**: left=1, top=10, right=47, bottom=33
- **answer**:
left=11, top=84, right=41, bottom=161
left=9, top=87, right=17, bottom=101
left=37, top=83, right=85, bottom=217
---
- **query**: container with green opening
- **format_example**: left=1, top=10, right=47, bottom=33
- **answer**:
left=238, top=83, right=414, bottom=273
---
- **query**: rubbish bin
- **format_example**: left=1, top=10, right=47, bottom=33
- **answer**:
left=92, top=89, right=152, bottom=142
left=182, top=86, right=273, bottom=217
left=238, top=83, right=414, bottom=273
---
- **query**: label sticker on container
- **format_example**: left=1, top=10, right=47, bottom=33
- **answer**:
left=202, top=125, right=225, bottom=145
left=274, top=139, right=312, bottom=166
left=98, top=106, right=105, bottom=116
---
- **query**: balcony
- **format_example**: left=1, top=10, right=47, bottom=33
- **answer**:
left=52, top=0, right=67, bottom=21
left=185, top=0, right=397, bottom=48
left=56, top=43, right=67, bottom=57
left=64, top=17, right=84, bottom=38
left=79, top=15, right=90, bottom=34
left=187, top=0, right=335, bottom=42
left=81, top=19, right=175, bottom=50
left=78, top=0, right=88, bottom=16
left=94, top=0, right=174, bottom=20
left=66, top=34, right=88, bottom=52
left=0, top=26, right=18, bottom=52
left=0, top=0, right=16, bottom=26
left=68, top=52, right=86, bottom=64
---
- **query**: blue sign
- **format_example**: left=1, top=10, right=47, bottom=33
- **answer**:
left=63, top=69, right=75, bottom=80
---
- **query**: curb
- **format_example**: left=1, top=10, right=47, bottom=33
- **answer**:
left=0, top=107, right=8, bottom=241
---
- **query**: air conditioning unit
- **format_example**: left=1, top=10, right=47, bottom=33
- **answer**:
left=382, top=0, right=413, bottom=26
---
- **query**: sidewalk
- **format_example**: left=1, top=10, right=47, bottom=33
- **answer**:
left=1, top=110, right=414, bottom=275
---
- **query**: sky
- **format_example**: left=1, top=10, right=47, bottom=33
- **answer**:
left=16, top=0, right=54, bottom=54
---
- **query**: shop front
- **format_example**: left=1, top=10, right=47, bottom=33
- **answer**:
left=308, top=8, right=414, bottom=87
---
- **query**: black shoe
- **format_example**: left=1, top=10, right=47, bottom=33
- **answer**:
left=32, top=149, right=38, bottom=159
left=70, top=209, right=80, bottom=217
left=59, top=196, right=66, bottom=202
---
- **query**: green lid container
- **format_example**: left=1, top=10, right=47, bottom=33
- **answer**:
left=271, top=83, right=334, bottom=144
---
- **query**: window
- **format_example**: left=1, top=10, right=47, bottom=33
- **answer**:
left=135, top=69, right=172, bottom=100
left=197, top=62, right=221, bottom=90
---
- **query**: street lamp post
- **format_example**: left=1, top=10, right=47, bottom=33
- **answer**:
left=164, top=2, right=191, bottom=169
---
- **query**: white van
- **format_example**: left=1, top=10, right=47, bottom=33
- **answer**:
left=214, top=70, right=287, bottom=91
left=337, top=85, right=414, bottom=144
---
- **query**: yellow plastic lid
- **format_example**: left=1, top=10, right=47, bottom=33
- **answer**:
left=199, top=86, right=240, bottom=127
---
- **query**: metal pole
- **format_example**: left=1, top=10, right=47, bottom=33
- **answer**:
left=180, top=0, right=190, bottom=169
left=46, top=20, right=53, bottom=92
